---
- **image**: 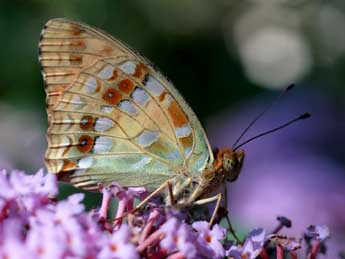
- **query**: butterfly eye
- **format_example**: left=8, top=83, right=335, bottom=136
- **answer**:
left=230, top=159, right=238, bottom=169
left=223, top=158, right=231, bottom=170
left=223, top=156, right=239, bottom=173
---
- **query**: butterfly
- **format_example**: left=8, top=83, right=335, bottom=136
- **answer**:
left=39, top=19, right=244, bottom=223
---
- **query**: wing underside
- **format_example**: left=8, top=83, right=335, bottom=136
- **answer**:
left=39, top=19, right=213, bottom=191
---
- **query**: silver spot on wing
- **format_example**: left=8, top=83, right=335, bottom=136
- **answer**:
left=135, top=130, right=160, bottom=147
left=98, top=65, right=115, bottom=79
left=93, top=136, right=113, bottom=153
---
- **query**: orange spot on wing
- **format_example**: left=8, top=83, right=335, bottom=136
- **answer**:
left=108, top=69, right=118, bottom=82
left=70, top=25, right=82, bottom=36
left=102, top=45, right=114, bottom=56
left=69, top=54, right=83, bottom=65
left=46, top=84, right=70, bottom=93
left=168, top=101, right=188, bottom=127
left=77, top=135, right=94, bottom=153
left=102, top=88, right=122, bottom=105
left=133, top=63, right=149, bottom=78
left=62, top=159, right=77, bottom=171
left=159, top=91, right=169, bottom=102
left=118, top=79, right=135, bottom=94
left=95, top=78, right=102, bottom=92
left=80, top=115, right=94, bottom=130
left=71, top=40, right=86, bottom=50
left=179, top=135, right=193, bottom=149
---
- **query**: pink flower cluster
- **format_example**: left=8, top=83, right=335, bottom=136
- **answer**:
left=0, top=169, right=330, bottom=259
left=0, top=169, right=233, bottom=259
left=0, top=169, right=138, bottom=259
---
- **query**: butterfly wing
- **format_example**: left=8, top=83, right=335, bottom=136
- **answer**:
left=39, top=19, right=213, bottom=191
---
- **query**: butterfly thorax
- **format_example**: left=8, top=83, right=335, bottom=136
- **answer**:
left=168, top=148, right=244, bottom=207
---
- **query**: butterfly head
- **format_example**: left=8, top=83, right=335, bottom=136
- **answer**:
left=167, top=148, right=244, bottom=207
left=214, top=148, right=244, bottom=182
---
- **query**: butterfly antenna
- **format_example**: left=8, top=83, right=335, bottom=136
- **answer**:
left=232, top=84, right=295, bottom=149
left=233, top=112, right=311, bottom=151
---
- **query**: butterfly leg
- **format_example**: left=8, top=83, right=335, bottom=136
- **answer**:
left=193, top=193, right=222, bottom=226
left=167, top=180, right=176, bottom=206
left=133, top=180, right=173, bottom=212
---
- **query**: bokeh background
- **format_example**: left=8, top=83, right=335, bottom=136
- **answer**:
left=0, top=1, right=344, bottom=257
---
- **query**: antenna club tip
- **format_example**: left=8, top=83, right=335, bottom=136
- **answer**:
left=285, top=83, right=295, bottom=92
left=299, top=112, right=311, bottom=119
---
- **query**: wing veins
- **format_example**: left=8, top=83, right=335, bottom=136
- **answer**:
left=48, top=130, right=128, bottom=140
left=40, top=65, right=84, bottom=69
left=40, top=50, right=104, bottom=57
left=83, top=70, right=176, bottom=144
left=60, top=89, right=176, bottom=144
left=42, top=36, right=96, bottom=40
left=42, top=19, right=213, bottom=181
left=50, top=108, right=178, bottom=168
left=47, top=152, right=175, bottom=168
left=102, top=59, right=187, bottom=160
left=58, top=92, right=154, bottom=133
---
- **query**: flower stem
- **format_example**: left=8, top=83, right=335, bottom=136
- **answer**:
left=139, top=208, right=161, bottom=244
left=276, top=245, right=284, bottom=259
left=137, top=229, right=165, bottom=253
left=290, top=251, right=298, bottom=259
left=113, top=198, right=127, bottom=229
left=307, top=240, right=321, bottom=259
left=98, top=187, right=112, bottom=219
left=259, top=249, right=270, bottom=259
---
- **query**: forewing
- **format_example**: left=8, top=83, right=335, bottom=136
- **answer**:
left=39, top=19, right=213, bottom=191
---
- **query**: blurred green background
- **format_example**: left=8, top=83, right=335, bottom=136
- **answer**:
left=0, top=1, right=344, bottom=257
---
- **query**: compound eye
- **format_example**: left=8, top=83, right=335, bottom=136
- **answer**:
left=224, top=158, right=234, bottom=171
left=231, top=159, right=238, bottom=169
left=224, top=158, right=231, bottom=170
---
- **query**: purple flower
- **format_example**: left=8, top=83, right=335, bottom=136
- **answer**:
left=0, top=236, right=35, bottom=259
left=0, top=168, right=332, bottom=258
left=98, top=224, right=139, bottom=259
left=55, top=193, right=85, bottom=222
left=0, top=169, right=57, bottom=215
left=26, top=221, right=67, bottom=258
left=268, top=234, right=302, bottom=251
left=226, top=228, right=265, bottom=259
left=304, top=225, right=330, bottom=241
left=0, top=219, right=36, bottom=259
left=192, top=221, right=226, bottom=259
left=0, top=169, right=17, bottom=199
left=106, top=182, right=147, bottom=202
left=32, top=193, right=85, bottom=228
left=99, top=182, right=148, bottom=224
left=4, top=169, right=57, bottom=197
left=160, top=217, right=197, bottom=259
left=304, top=225, right=331, bottom=258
